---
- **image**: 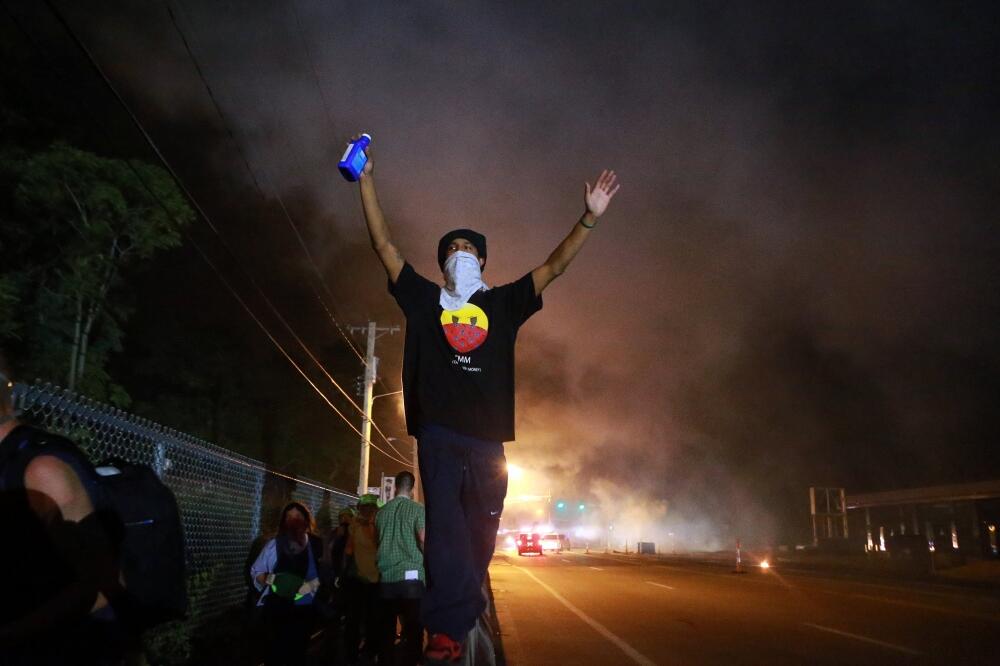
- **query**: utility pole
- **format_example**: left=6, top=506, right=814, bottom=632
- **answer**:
left=349, top=321, right=399, bottom=496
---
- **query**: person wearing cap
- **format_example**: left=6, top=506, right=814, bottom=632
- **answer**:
left=350, top=137, right=619, bottom=664
left=343, top=494, right=382, bottom=665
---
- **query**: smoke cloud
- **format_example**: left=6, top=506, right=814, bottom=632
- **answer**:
left=32, top=0, right=1000, bottom=545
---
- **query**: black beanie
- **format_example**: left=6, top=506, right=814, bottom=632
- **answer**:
left=437, top=229, right=487, bottom=271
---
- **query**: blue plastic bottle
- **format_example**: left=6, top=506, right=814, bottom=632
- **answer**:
left=338, top=133, right=371, bottom=181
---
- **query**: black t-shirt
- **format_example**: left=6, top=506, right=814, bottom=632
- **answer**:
left=389, top=263, right=542, bottom=442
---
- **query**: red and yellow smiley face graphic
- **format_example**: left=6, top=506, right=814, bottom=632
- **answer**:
left=440, top=303, right=489, bottom=353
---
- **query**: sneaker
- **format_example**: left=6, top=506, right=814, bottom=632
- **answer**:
left=423, top=633, right=463, bottom=664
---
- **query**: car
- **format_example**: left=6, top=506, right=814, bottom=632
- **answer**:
left=517, top=532, right=543, bottom=556
left=541, top=533, right=571, bottom=553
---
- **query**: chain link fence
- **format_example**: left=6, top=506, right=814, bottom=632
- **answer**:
left=11, top=380, right=357, bottom=621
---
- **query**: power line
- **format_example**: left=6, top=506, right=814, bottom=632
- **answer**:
left=163, top=0, right=408, bottom=459
left=22, top=0, right=413, bottom=469
left=284, top=0, right=402, bottom=399
left=289, top=0, right=339, bottom=142
left=165, top=0, right=368, bottom=367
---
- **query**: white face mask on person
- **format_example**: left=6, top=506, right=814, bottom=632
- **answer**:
left=440, top=251, right=488, bottom=311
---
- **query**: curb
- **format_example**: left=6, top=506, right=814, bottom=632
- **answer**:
left=466, top=572, right=506, bottom=666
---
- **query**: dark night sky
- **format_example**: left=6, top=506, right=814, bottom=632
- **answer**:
left=7, top=1, right=999, bottom=544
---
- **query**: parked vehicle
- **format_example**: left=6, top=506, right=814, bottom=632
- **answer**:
left=541, top=533, right=571, bottom=553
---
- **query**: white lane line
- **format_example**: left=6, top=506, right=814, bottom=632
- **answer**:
left=815, top=589, right=1000, bottom=623
left=802, top=623, right=922, bottom=656
left=561, top=558, right=572, bottom=563
left=582, top=553, right=643, bottom=566
left=511, top=564, right=656, bottom=666
left=645, top=581, right=675, bottom=590
left=589, top=566, right=604, bottom=571
left=654, top=563, right=772, bottom=584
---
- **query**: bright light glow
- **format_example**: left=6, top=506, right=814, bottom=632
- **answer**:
left=556, top=501, right=566, bottom=509
left=759, top=560, right=770, bottom=569
left=507, top=463, right=524, bottom=481
left=505, top=536, right=515, bottom=548
left=578, top=503, right=586, bottom=511
left=535, top=508, right=544, bottom=517
left=988, top=524, right=996, bottom=533
left=574, top=526, right=597, bottom=540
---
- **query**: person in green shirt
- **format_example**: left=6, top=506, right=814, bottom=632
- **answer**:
left=376, top=471, right=425, bottom=666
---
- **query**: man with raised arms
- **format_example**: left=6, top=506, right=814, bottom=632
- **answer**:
left=351, top=137, right=619, bottom=664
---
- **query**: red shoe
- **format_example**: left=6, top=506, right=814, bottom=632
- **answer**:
left=423, top=633, right=464, bottom=664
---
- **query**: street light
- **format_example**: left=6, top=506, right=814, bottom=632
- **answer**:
left=359, top=388, right=405, bottom=495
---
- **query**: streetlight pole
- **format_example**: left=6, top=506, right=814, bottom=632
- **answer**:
left=371, top=386, right=419, bottom=504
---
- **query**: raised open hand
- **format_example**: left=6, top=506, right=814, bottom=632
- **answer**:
left=585, top=170, right=620, bottom=218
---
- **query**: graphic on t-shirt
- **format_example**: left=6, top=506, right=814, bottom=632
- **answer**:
left=440, top=303, right=489, bottom=353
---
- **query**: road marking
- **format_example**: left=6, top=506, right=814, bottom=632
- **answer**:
left=589, top=566, right=604, bottom=571
left=583, top=553, right=643, bottom=566
left=645, top=581, right=675, bottom=590
left=561, top=558, right=572, bottom=563
left=654, top=563, right=772, bottom=584
left=802, top=623, right=922, bottom=656
left=511, top=564, right=656, bottom=666
left=816, top=589, right=1000, bottom=623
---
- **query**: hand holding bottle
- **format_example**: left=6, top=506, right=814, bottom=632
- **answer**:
left=339, top=133, right=372, bottom=181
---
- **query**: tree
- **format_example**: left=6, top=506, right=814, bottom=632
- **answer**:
left=0, top=142, right=194, bottom=402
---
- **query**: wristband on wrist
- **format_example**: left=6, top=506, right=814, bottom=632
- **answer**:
left=580, top=217, right=597, bottom=229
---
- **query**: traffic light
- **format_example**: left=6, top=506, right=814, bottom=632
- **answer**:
left=578, top=503, right=586, bottom=511
left=556, top=501, right=566, bottom=510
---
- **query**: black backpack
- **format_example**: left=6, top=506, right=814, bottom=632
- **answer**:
left=0, top=424, right=188, bottom=630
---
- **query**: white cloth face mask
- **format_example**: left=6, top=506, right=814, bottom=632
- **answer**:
left=440, top=251, right=488, bottom=311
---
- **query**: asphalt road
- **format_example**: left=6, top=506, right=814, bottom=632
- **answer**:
left=488, top=550, right=1000, bottom=665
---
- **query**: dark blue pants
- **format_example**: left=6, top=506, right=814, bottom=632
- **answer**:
left=418, top=424, right=507, bottom=640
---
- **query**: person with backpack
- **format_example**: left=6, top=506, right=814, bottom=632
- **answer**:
left=0, top=351, right=190, bottom=665
left=250, top=501, right=325, bottom=666
left=0, top=360, right=117, bottom=665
